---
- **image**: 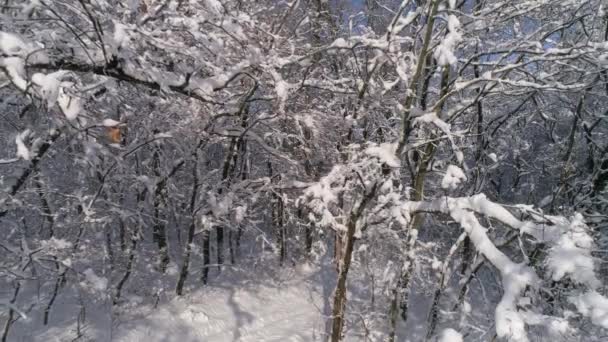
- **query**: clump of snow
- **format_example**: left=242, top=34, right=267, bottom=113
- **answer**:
left=462, top=301, right=471, bottom=314
left=30, top=71, right=82, bottom=119
left=2, top=58, right=28, bottom=90
left=303, top=167, right=341, bottom=205
left=431, top=256, right=442, bottom=270
left=58, top=85, right=82, bottom=120
left=15, top=129, right=31, bottom=160
left=32, top=72, right=63, bottom=107
left=412, top=111, right=463, bottom=164
left=396, top=58, right=410, bottom=83
left=209, top=192, right=233, bottom=218
left=0, top=31, right=48, bottom=90
left=154, top=132, right=173, bottom=139
left=166, top=262, right=179, bottom=276
left=0, top=31, right=26, bottom=55
left=112, top=22, right=130, bottom=51
left=295, top=261, right=315, bottom=275
left=82, top=268, right=108, bottom=292
left=187, top=61, right=250, bottom=94
left=41, top=237, right=72, bottom=250
left=495, top=263, right=538, bottom=342
left=520, top=311, right=571, bottom=337
left=103, top=119, right=121, bottom=127
left=569, top=291, right=608, bottom=329
left=204, top=0, right=223, bottom=16
left=300, top=165, right=349, bottom=231
left=270, top=70, right=291, bottom=112
left=414, top=112, right=451, bottom=134
left=365, top=143, right=400, bottom=168
left=545, top=213, right=600, bottom=288
left=434, top=15, right=462, bottom=66
left=234, top=205, right=247, bottom=223
left=441, top=165, right=467, bottom=189
left=439, top=328, right=463, bottom=342
left=331, top=37, right=350, bottom=48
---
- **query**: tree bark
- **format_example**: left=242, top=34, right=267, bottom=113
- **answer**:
left=176, top=149, right=200, bottom=295
left=330, top=183, right=377, bottom=342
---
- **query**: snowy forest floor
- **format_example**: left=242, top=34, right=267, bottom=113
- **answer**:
left=5, top=226, right=445, bottom=342
left=114, top=262, right=327, bottom=342
left=7, top=252, right=436, bottom=342
left=8, top=256, right=330, bottom=342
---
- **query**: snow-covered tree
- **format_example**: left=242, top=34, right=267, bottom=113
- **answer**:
left=1, top=0, right=608, bottom=341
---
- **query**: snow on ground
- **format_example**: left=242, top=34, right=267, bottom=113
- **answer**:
left=7, top=259, right=328, bottom=342
left=114, top=265, right=325, bottom=342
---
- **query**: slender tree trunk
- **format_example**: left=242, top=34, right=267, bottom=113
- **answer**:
left=1, top=282, right=20, bottom=342
left=330, top=184, right=377, bottom=342
left=201, top=229, right=210, bottom=284
left=33, top=172, right=54, bottom=237
left=394, top=61, right=451, bottom=330
left=425, top=233, right=466, bottom=340
left=114, top=236, right=137, bottom=304
left=388, top=285, right=399, bottom=342
left=176, top=151, right=200, bottom=295
left=305, top=223, right=314, bottom=257
left=216, top=138, right=238, bottom=271
left=234, top=141, right=249, bottom=262
left=330, top=219, right=359, bottom=342
left=268, top=162, right=286, bottom=265
left=152, top=148, right=170, bottom=273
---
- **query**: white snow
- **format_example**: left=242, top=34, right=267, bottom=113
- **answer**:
left=0, top=31, right=25, bottom=54
left=112, top=22, right=130, bottom=51
left=0, top=31, right=48, bottom=90
left=41, top=237, right=72, bottom=250
left=209, top=192, right=233, bottom=218
left=303, top=166, right=342, bottom=205
left=405, top=195, right=541, bottom=342
left=439, top=328, right=463, bottom=342
left=204, top=0, right=223, bottom=16
left=58, top=83, right=82, bottom=120
left=31, top=72, right=62, bottom=107
left=15, top=129, right=31, bottom=160
left=115, top=268, right=323, bottom=342
left=235, top=205, right=247, bottom=223
left=365, top=143, right=400, bottom=168
left=569, top=291, right=608, bottom=329
left=441, top=165, right=467, bottom=190
left=331, top=37, right=349, bottom=48
left=188, top=61, right=251, bottom=94
left=29, top=72, right=82, bottom=119
left=102, top=118, right=121, bottom=127
left=545, top=214, right=599, bottom=288
left=58, top=90, right=79, bottom=120
left=1, top=57, right=28, bottom=90
left=488, top=153, right=498, bottom=162
left=413, top=112, right=451, bottom=135
left=434, top=15, right=462, bottom=66
left=270, top=69, right=291, bottom=112
left=82, top=268, right=108, bottom=293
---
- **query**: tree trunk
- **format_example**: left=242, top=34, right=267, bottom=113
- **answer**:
left=152, top=148, right=170, bottom=273
left=201, top=229, right=210, bottom=284
left=176, top=150, right=200, bottom=295
left=330, top=183, right=377, bottom=342
left=114, top=236, right=137, bottom=304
